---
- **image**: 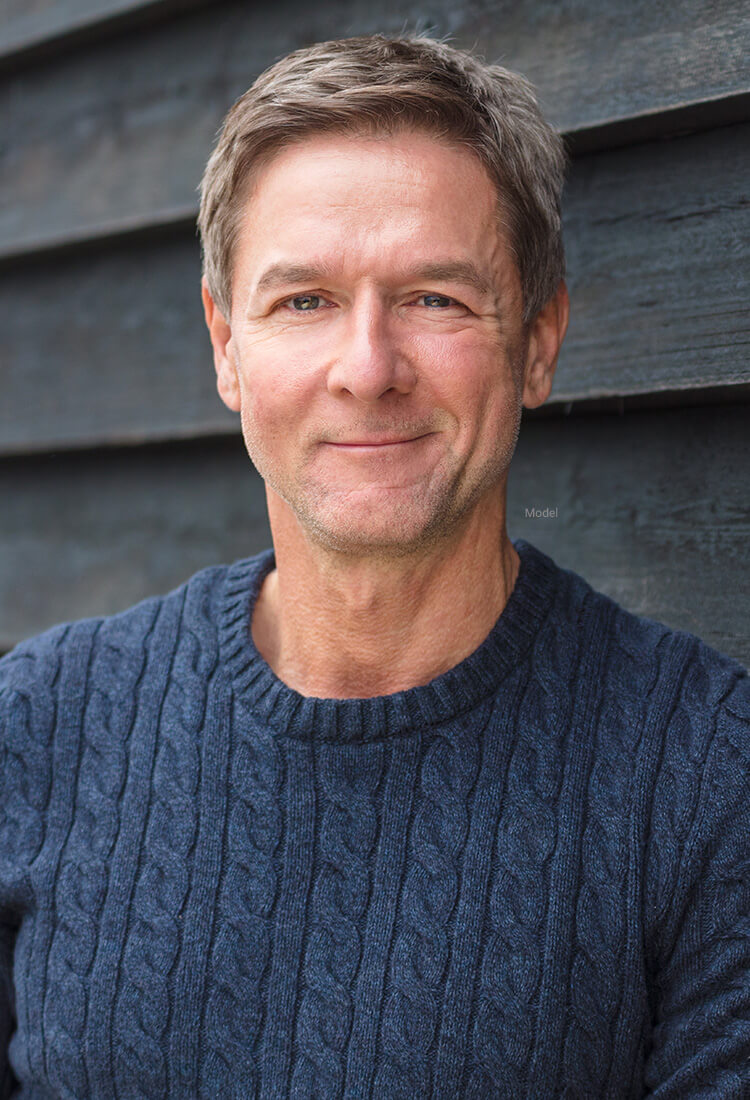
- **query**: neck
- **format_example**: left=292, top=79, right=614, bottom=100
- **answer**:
left=251, top=491, right=520, bottom=699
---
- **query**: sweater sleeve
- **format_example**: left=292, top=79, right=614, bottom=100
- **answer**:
left=0, top=635, right=58, bottom=1100
left=644, top=674, right=750, bottom=1097
left=0, top=919, right=15, bottom=1100
left=0, top=683, right=19, bottom=1100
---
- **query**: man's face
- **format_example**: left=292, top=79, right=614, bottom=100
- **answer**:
left=207, top=129, right=560, bottom=556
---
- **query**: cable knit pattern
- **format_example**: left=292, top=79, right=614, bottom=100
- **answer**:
left=45, top=616, right=147, bottom=1100
left=1, top=537, right=749, bottom=1099
left=112, top=580, right=219, bottom=1100
left=0, top=629, right=66, bottom=1096
left=199, top=714, right=284, bottom=1100
left=466, top=574, right=581, bottom=1099
left=291, top=742, right=383, bottom=1098
left=374, top=715, right=482, bottom=1098
left=561, top=612, right=668, bottom=1095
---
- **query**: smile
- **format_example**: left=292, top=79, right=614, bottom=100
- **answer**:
left=325, top=434, right=432, bottom=449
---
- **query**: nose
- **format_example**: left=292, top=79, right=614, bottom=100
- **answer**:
left=326, top=294, right=417, bottom=403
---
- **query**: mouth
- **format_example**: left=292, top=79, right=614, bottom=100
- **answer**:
left=325, top=433, right=433, bottom=448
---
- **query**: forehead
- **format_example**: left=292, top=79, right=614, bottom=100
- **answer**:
left=238, top=129, right=504, bottom=238
left=246, top=126, right=499, bottom=198
left=231, top=129, right=518, bottom=304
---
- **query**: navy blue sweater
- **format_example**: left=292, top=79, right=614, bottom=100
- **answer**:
left=1, top=537, right=749, bottom=1098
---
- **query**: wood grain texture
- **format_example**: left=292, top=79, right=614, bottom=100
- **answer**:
left=1, top=0, right=137, bottom=56
left=0, top=228, right=238, bottom=453
left=0, top=0, right=207, bottom=65
left=507, top=402, right=750, bottom=668
left=1, top=405, right=747, bottom=665
left=2, top=124, right=748, bottom=455
left=1, top=0, right=748, bottom=257
left=0, top=434, right=272, bottom=652
left=554, top=122, right=750, bottom=402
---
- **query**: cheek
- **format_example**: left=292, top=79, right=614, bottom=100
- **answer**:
left=236, top=372, right=273, bottom=444
left=238, top=365, right=314, bottom=455
left=413, top=332, right=515, bottom=413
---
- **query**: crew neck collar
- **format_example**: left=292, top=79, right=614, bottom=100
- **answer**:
left=218, top=537, right=560, bottom=743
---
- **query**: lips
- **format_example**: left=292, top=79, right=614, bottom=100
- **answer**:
left=325, top=433, right=431, bottom=446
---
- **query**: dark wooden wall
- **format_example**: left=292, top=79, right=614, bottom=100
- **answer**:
left=2, top=0, right=749, bottom=664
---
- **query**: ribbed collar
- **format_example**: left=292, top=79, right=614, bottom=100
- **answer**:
left=218, top=537, right=561, bottom=743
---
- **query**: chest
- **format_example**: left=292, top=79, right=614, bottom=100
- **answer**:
left=4, top=708, right=650, bottom=1098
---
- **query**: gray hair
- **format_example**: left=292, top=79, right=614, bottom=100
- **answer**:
left=198, top=33, right=566, bottom=323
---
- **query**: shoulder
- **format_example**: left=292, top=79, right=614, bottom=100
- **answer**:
left=510, top=542, right=748, bottom=773
left=591, top=577, right=747, bottom=773
left=528, top=542, right=749, bottom=808
left=0, top=557, right=240, bottom=712
left=559, top=568, right=750, bottom=941
left=0, top=557, right=251, bottom=873
left=523, top=538, right=746, bottom=710
left=581, top=588, right=750, bottom=936
left=610, top=595, right=745, bottom=707
left=600, top=586, right=748, bottom=742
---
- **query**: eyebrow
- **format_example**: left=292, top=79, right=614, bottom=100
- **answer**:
left=252, top=260, right=493, bottom=299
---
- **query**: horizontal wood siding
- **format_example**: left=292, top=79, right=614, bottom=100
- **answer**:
left=1, top=230, right=236, bottom=454
left=1, top=405, right=746, bottom=664
left=0, top=436, right=271, bottom=652
left=2, top=0, right=750, bottom=258
left=559, top=122, right=750, bottom=401
left=0, top=0, right=209, bottom=64
left=2, top=121, right=748, bottom=454
left=508, top=403, right=750, bottom=666
left=1, top=0, right=748, bottom=657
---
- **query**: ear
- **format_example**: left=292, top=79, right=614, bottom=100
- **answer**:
left=202, top=278, right=241, bottom=413
left=521, top=280, right=570, bottom=409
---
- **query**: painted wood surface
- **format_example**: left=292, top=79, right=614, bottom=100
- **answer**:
left=0, top=434, right=271, bottom=652
left=1, top=0, right=749, bottom=257
left=1, top=0, right=746, bottom=664
left=0, top=0, right=207, bottom=65
left=3, top=122, right=748, bottom=455
left=2, top=404, right=747, bottom=666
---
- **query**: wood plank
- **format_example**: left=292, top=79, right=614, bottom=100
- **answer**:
left=0, top=435, right=272, bottom=653
left=507, top=402, right=750, bottom=669
left=1, top=123, right=748, bottom=455
left=0, top=228, right=238, bottom=453
left=1, top=0, right=748, bottom=257
left=1, top=0, right=138, bottom=57
left=0, top=0, right=208, bottom=66
left=552, top=121, right=750, bottom=402
left=486, top=0, right=750, bottom=136
left=1, top=405, right=747, bottom=668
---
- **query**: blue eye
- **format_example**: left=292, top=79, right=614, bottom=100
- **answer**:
left=420, top=294, right=455, bottom=308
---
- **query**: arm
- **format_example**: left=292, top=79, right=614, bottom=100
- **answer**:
left=0, top=920, right=16, bottom=1100
left=0, top=683, right=19, bottom=1100
left=644, top=675, right=750, bottom=1096
left=0, top=623, right=87, bottom=1099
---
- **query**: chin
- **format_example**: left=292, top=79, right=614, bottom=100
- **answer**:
left=306, top=528, right=441, bottom=559
left=294, top=495, right=464, bottom=558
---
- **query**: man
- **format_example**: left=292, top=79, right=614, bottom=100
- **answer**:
left=1, top=32, right=748, bottom=1100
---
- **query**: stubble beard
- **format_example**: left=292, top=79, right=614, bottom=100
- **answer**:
left=241, top=407, right=523, bottom=563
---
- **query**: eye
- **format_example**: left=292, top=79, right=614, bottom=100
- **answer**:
left=283, top=293, right=326, bottom=311
left=415, top=293, right=462, bottom=309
